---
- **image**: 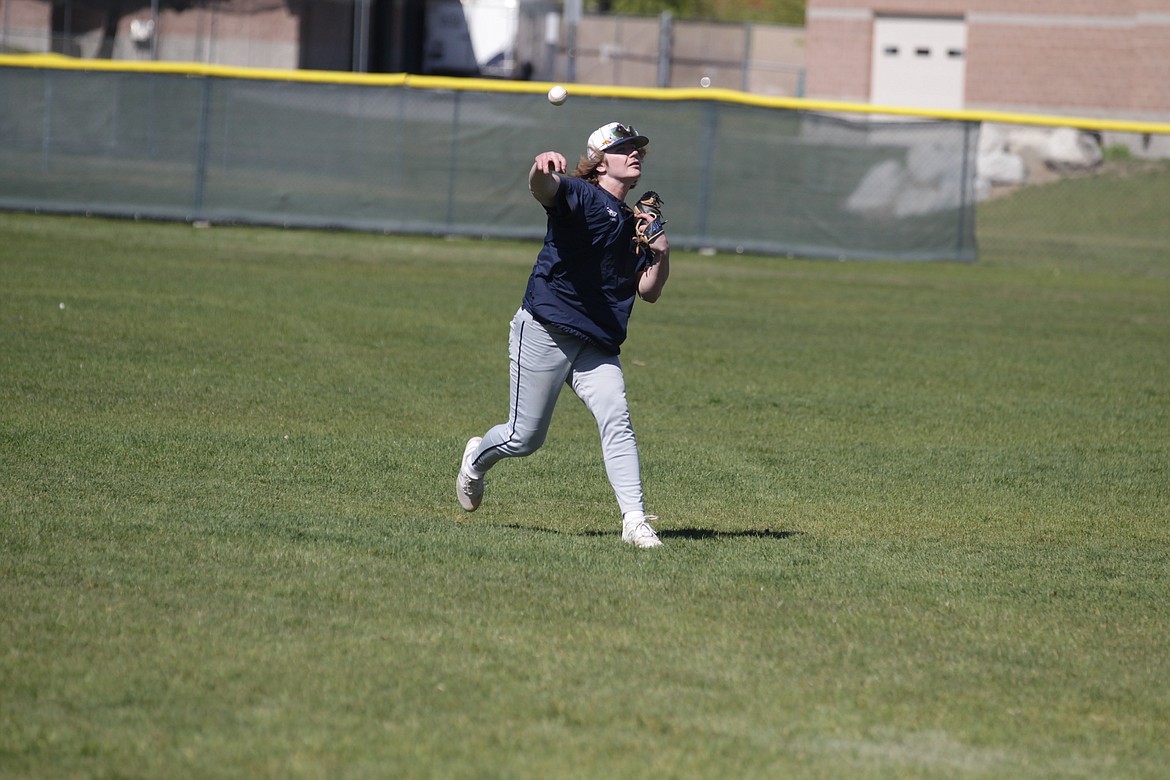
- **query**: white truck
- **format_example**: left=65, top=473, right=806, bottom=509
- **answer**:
left=423, top=0, right=554, bottom=80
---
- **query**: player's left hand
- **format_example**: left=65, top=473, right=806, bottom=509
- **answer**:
left=636, top=211, right=669, bottom=258
left=633, top=190, right=667, bottom=251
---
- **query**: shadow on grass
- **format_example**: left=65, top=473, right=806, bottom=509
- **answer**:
left=658, top=528, right=802, bottom=541
left=501, top=525, right=802, bottom=541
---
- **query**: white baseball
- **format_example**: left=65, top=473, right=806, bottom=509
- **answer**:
left=547, top=85, right=568, bottom=106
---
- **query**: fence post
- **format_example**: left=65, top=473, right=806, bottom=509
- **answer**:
left=40, top=71, right=53, bottom=173
left=957, top=120, right=977, bottom=260
left=353, top=0, right=371, bottom=73
left=695, top=101, right=718, bottom=241
left=565, top=0, right=580, bottom=82
left=150, top=0, right=159, bottom=60
left=446, top=90, right=461, bottom=229
left=741, top=23, right=751, bottom=92
left=657, top=11, right=672, bottom=88
left=192, top=75, right=213, bottom=219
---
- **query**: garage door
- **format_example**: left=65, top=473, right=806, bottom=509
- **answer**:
left=870, top=16, right=967, bottom=111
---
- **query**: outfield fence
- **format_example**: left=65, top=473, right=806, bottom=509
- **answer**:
left=2, top=55, right=1168, bottom=262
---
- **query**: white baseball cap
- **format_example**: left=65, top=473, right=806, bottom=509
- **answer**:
left=587, top=122, right=649, bottom=160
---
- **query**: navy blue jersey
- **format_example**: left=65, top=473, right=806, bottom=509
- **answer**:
left=522, top=176, right=651, bottom=354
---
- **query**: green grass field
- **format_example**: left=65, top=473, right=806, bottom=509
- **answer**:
left=2, top=163, right=1168, bottom=778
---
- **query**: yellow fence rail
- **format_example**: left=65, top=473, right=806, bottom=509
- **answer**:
left=5, top=52, right=1170, bottom=136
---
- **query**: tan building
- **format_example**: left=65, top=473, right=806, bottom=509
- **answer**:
left=805, top=0, right=1170, bottom=121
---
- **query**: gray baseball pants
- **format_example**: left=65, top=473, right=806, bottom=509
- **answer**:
left=469, top=307, right=644, bottom=516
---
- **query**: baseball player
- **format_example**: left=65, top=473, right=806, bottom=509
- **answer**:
left=456, top=121, right=671, bottom=548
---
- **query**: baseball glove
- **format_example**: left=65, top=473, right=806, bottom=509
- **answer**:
left=633, top=190, right=667, bottom=247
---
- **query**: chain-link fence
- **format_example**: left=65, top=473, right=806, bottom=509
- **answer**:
left=0, top=58, right=985, bottom=260
left=566, top=14, right=804, bottom=96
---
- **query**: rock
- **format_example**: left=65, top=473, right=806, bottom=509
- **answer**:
left=978, top=149, right=1027, bottom=186
left=1044, top=127, right=1103, bottom=171
left=845, top=159, right=906, bottom=215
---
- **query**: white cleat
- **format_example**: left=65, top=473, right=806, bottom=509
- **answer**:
left=456, top=436, right=484, bottom=512
left=622, top=515, right=663, bottom=549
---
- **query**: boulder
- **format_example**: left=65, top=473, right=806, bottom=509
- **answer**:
left=1043, top=127, right=1103, bottom=171
left=978, top=149, right=1027, bottom=186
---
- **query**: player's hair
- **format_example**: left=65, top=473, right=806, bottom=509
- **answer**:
left=570, top=156, right=602, bottom=182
